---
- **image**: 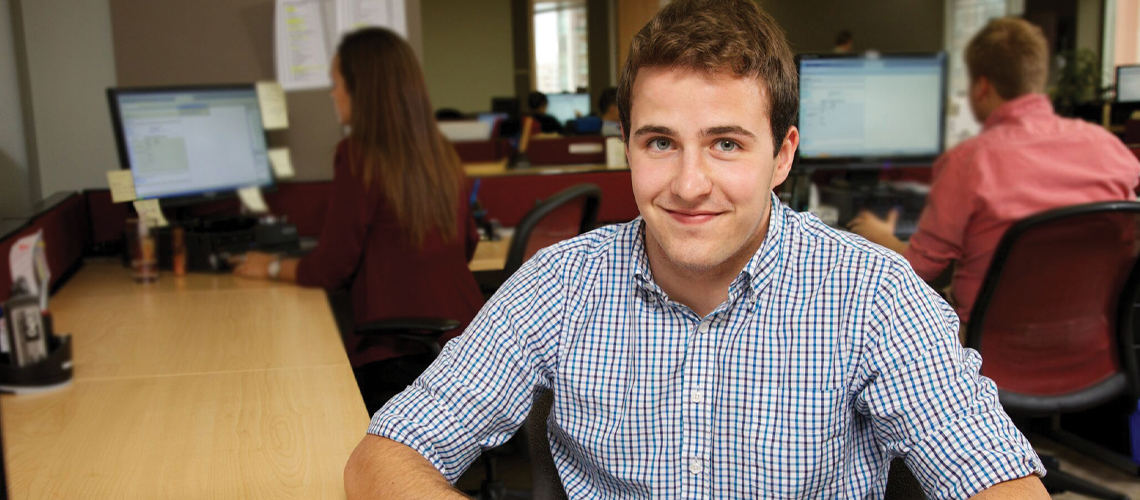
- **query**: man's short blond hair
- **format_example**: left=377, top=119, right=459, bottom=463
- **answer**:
left=965, top=17, right=1049, bottom=99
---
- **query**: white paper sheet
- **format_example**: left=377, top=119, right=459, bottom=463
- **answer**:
left=275, top=0, right=333, bottom=91
left=8, top=231, right=42, bottom=298
left=238, top=187, right=270, bottom=214
left=256, top=81, right=290, bottom=130
left=133, top=199, right=169, bottom=228
left=268, top=148, right=296, bottom=179
left=335, top=0, right=406, bottom=39
left=106, top=170, right=137, bottom=203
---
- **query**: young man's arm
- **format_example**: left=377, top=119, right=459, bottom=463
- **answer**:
left=970, top=475, right=1048, bottom=499
left=859, top=263, right=1046, bottom=498
left=344, top=436, right=469, bottom=500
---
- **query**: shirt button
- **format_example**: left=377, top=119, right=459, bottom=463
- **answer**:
left=689, top=459, right=703, bottom=474
left=698, top=321, right=710, bottom=334
left=691, top=391, right=704, bottom=403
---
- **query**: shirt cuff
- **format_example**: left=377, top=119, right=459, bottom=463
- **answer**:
left=906, top=410, right=1045, bottom=499
left=367, top=385, right=477, bottom=482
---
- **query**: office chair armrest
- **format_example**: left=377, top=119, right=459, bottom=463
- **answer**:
left=355, top=318, right=461, bottom=357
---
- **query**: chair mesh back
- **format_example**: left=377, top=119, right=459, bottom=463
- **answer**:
left=976, top=210, right=1140, bottom=395
left=522, top=197, right=588, bottom=261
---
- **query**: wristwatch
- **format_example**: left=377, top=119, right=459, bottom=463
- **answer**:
left=267, top=256, right=282, bottom=280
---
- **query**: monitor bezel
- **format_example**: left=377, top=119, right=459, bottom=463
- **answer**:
left=794, top=51, right=948, bottom=170
left=106, top=84, right=276, bottom=207
left=1116, top=64, right=1140, bottom=103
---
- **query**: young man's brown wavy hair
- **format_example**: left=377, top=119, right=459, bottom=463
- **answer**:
left=616, top=0, right=798, bottom=157
left=965, top=17, right=1049, bottom=99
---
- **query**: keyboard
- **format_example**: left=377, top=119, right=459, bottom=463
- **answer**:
left=818, top=182, right=927, bottom=240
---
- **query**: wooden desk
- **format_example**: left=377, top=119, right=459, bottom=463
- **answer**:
left=1, top=261, right=368, bottom=499
left=465, top=160, right=628, bottom=178
left=470, top=231, right=513, bottom=272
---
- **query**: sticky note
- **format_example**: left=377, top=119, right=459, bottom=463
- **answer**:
left=268, top=148, right=295, bottom=179
left=133, top=199, right=169, bottom=228
left=107, top=170, right=137, bottom=203
left=256, top=81, right=289, bottom=130
left=238, top=187, right=269, bottom=214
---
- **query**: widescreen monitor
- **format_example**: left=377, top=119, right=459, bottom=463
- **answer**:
left=545, top=93, right=591, bottom=125
left=797, top=53, right=947, bottom=168
left=1117, top=65, right=1140, bottom=103
left=107, top=85, right=274, bottom=202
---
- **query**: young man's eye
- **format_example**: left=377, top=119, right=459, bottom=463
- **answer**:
left=649, top=138, right=672, bottom=151
left=715, top=139, right=739, bottom=152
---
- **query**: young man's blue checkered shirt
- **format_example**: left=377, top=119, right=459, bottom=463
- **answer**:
left=369, top=195, right=1044, bottom=498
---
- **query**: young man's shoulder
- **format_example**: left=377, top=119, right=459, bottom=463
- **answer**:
left=779, top=204, right=916, bottom=276
left=527, top=220, right=635, bottom=267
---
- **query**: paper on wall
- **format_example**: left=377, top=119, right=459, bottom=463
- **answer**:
left=256, top=81, right=290, bottom=130
left=335, top=0, right=406, bottom=39
left=274, top=0, right=333, bottom=91
left=238, top=187, right=270, bottom=214
left=107, top=170, right=137, bottom=203
left=268, top=148, right=295, bottom=178
left=133, top=199, right=169, bottom=228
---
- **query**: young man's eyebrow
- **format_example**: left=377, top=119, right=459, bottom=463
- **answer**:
left=632, top=125, right=676, bottom=137
left=700, top=125, right=757, bottom=139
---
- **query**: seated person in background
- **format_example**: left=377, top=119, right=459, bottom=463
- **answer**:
left=527, top=91, right=565, bottom=134
left=849, top=17, right=1140, bottom=326
left=597, top=86, right=621, bottom=136
left=344, top=1, right=1048, bottom=498
left=834, top=29, right=854, bottom=53
left=234, top=27, right=485, bottom=413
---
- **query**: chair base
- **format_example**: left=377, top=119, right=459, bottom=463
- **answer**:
left=1046, top=416, right=1140, bottom=476
left=1039, top=455, right=1132, bottom=500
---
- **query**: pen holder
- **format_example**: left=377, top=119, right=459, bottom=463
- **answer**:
left=0, top=313, right=73, bottom=391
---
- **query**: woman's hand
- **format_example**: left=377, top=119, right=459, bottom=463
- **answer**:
left=232, top=251, right=277, bottom=280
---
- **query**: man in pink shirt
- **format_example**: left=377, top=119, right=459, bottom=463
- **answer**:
left=850, top=17, right=1140, bottom=325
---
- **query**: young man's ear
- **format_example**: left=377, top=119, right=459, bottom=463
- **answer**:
left=771, top=126, right=800, bottom=188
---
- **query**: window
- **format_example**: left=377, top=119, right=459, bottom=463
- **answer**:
left=534, top=0, right=589, bottom=94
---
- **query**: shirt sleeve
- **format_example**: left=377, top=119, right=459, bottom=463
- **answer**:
left=366, top=247, right=567, bottom=481
left=903, top=151, right=978, bottom=282
left=295, top=143, right=374, bottom=289
left=857, top=261, right=1044, bottom=499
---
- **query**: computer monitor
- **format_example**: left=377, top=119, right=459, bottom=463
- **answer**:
left=797, top=53, right=947, bottom=168
left=545, top=93, right=591, bottom=125
left=1116, top=65, right=1140, bottom=103
left=107, top=85, right=274, bottom=204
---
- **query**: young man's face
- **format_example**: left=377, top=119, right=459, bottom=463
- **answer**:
left=627, top=66, right=798, bottom=276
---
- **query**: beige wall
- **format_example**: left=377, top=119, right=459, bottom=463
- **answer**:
left=421, top=0, right=514, bottom=113
left=18, top=0, right=120, bottom=198
left=1115, top=0, right=1140, bottom=66
left=0, top=0, right=30, bottom=217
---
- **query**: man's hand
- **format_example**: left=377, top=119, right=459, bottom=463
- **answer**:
left=848, top=209, right=907, bottom=254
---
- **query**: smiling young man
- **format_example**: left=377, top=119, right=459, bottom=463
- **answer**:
left=344, top=1, right=1048, bottom=498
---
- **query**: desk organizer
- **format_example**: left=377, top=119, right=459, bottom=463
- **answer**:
left=0, top=313, right=73, bottom=391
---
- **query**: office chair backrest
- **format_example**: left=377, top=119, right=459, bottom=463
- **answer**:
left=966, top=201, right=1140, bottom=408
left=504, top=184, right=602, bottom=274
left=527, top=388, right=567, bottom=500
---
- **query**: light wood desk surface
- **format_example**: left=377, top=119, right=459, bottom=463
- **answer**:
left=1, top=261, right=368, bottom=499
left=464, top=160, right=628, bottom=178
left=470, top=230, right=513, bottom=272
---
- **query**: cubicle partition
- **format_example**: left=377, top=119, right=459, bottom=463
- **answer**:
left=0, top=193, right=90, bottom=303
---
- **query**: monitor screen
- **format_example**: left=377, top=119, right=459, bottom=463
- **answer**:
left=1117, top=65, right=1140, bottom=103
left=797, top=53, right=946, bottom=165
left=545, top=93, right=591, bottom=125
left=108, top=86, right=274, bottom=201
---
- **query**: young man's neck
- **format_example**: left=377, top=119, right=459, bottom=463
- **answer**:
left=643, top=214, right=770, bottom=318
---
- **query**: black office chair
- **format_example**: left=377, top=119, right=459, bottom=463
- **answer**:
left=476, top=184, right=602, bottom=297
left=965, top=201, right=1140, bottom=500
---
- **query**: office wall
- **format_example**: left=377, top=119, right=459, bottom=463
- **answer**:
left=17, top=0, right=120, bottom=198
left=761, top=0, right=945, bottom=53
left=421, top=0, right=514, bottom=113
left=0, top=0, right=30, bottom=217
